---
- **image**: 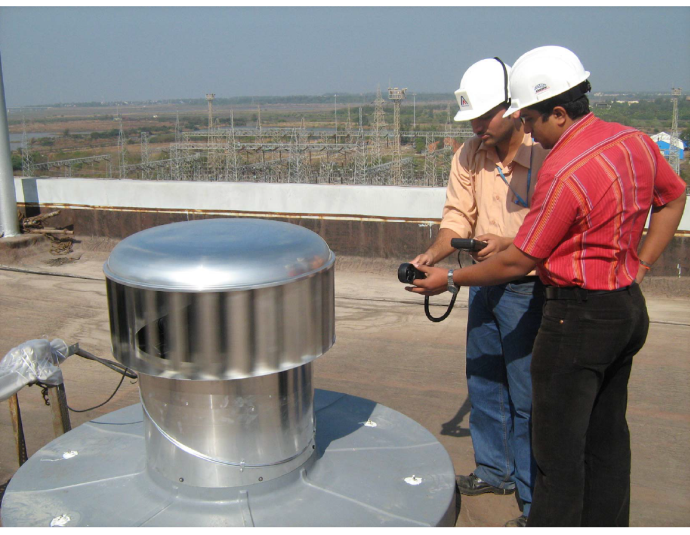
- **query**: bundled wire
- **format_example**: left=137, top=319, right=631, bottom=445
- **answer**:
left=66, top=349, right=137, bottom=413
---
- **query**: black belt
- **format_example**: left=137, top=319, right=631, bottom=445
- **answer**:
left=544, top=284, right=634, bottom=301
left=511, top=276, right=540, bottom=285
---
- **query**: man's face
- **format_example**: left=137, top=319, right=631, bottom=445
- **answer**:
left=520, top=109, right=560, bottom=149
left=469, top=104, right=514, bottom=148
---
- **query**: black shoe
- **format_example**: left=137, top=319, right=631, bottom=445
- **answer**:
left=455, top=473, right=515, bottom=496
left=504, top=515, right=528, bottom=527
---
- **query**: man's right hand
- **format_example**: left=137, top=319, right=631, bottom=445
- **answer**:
left=411, top=253, right=435, bottom=266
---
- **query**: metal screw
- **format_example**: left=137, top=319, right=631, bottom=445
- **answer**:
left=258, top=477, right=263, bottom=482
left=179, top=477, right=184, bottom=483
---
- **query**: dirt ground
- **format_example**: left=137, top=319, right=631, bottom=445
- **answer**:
left=0, top=236, right=689, bottom=527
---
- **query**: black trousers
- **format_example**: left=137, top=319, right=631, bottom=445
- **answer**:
left=527, top=283, right=649, bottom=527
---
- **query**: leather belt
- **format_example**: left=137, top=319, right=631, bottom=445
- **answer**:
left=544, top=285, right=633, bottom=301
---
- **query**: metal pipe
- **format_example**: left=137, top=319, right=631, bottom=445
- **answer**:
left=0, top=52, right=20, bottom=237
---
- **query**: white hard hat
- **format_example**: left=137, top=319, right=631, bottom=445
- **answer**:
left=454, top=57, right=511, bottom=122
left=503, top=46, right=590, bottom=118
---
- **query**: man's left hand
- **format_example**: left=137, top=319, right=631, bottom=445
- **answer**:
left=405, top=264, right=450, bottom=296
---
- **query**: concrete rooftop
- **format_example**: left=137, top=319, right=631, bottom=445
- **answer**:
left=0, top=236, right=689, bottom=527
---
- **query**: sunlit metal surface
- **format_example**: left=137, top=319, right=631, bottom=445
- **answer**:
left=140, top=365, right=314, bottom=487
left=103, top=218, right=334, bottom=292
left=104, top=218, right=335, bottom=380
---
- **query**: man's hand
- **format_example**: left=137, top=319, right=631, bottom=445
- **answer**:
left=471, top=233, right=513, bottom=262
left=410, top=252, right=435, bottom=266
left=635, top=264, right=648, bottom=285
left=405, top=264, right=449, bottom=296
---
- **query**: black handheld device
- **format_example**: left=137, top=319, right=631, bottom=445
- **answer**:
left=398, top=263, right=426, bottom=284
left=450, top=238, right=488, bottom=252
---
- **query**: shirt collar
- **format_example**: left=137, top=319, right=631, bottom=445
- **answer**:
left=479, top=133, right=533, bottom=169
left=551, top=112, right=596, bottom=154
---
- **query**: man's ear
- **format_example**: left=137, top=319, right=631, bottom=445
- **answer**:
left=552, top=106, right=569, bottom=126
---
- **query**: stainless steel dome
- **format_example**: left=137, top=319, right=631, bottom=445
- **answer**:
left=104, top=218, right=336, bottom=381
left=103, top=218, right=334, bottom=292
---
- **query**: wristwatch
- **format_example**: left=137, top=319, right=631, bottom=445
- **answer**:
left=447, top=269, right=459, bottom=295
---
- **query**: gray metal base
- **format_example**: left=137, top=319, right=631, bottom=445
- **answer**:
left=1, top=390, right=456, bottom=527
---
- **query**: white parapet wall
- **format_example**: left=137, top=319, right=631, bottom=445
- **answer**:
left=12, top=177, right=690, bottom=231
left=13, top=177, right=448, bottom=223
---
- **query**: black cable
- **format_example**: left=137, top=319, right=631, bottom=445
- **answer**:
left=75, top=348, right=137, bottom=379
left=422, top=249, right=465, bottom=323
left=67, top=371, right=127, bottom=413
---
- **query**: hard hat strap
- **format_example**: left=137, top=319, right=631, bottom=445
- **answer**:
left=493, top=57, right=510, bottom=107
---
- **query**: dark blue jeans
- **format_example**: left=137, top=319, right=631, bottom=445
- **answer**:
left=466, top=279, right=544, bottom=516
left=527, top=283, right=649, bottom=527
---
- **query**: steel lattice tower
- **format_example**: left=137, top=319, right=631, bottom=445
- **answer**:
left=117, top=111, right=127, bottom=178
left=371, top=85, right=387, bottom=168
left=353, top=107, right=367, bottom=184
left=21, top=114, right=34, bottom=178
left=669, top=88, right=682, bottom=174
left=388, top=86, right=407, bottom=185
left=140, top=132, right=151, bottom=180
left=206, top=94, right=215, bottom=136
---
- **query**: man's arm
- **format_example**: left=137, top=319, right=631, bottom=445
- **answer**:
left=636, top=192, right=686, bottom=283
left=407, top=244, right=539, bottom=296
left=411, top=228, right=461, bottom=266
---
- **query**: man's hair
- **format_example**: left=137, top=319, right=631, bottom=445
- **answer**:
left=526, top=80, right=591, bottom=120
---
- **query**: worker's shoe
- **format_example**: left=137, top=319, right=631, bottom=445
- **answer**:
left=504, top=515, right=528, bottom=527
left=455, top=473, right=515, bottom=496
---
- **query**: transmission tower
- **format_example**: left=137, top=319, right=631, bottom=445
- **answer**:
left=423, top=135, right=438, bottom=187
left=346, top=105, right=353, bottom=136
left=226, top=109, right=239, bottom=182
left=117, top=112, right=127, bottom=178
left=140, top=132, right=151, bottom=179
left=371, top=85, right=387, bottom=167
left=288, top=127, right=307, bottom=183
left=669, top=87, right=682, bottom=174
left=353, top=107, right=367, bottom=184
left=170, top=112, right=182, bottom=180
left=388, top=86, right=407, bottom=185
left=21, top=114, right=34, bottom=178
left=206, top=93, right=215, bottom=135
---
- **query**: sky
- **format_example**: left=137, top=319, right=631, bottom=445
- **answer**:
left=1, top=6, right=689, bottom=108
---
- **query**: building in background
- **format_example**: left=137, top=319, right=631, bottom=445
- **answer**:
left=651, top=132, right=685, bottom=161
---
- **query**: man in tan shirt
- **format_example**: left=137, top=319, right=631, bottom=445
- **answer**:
left=411, top=57, right=548, bottom=527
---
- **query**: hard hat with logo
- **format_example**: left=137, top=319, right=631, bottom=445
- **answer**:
left=503, top=46, right=590, bottom=117
left=454, top=57, right=511, bottom=122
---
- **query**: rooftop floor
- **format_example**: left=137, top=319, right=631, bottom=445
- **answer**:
left=0, top=238, right=689, bottom=526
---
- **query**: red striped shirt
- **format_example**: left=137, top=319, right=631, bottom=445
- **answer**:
left=514, top=113, right=686, bottom=290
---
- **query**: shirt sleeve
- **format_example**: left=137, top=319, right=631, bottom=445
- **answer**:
left=643, top=136, right=687, bottom=206
left=439, top=141, right=477, bottom=239
left=514, top=171, right=580, bottom=259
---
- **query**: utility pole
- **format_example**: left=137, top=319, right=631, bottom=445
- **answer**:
left=412, top=93, right=417, bottom=130
left=0, top=51, right=20, bottom=237
left=334, top=94, right=338, bottom=144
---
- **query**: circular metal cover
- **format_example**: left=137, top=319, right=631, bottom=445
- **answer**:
left=1, top=391, right=457, bottom=527
left=103, top=218, right=334, bottom=291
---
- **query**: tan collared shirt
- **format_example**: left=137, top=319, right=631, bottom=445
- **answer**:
left=441, top=133, right=549, bottom=242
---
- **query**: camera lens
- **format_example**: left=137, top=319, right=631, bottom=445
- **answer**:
left=398, top=263, right=424, bottom=284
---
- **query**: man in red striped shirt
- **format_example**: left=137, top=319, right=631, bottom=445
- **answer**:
left=407, top=46, right=686, bottom=526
